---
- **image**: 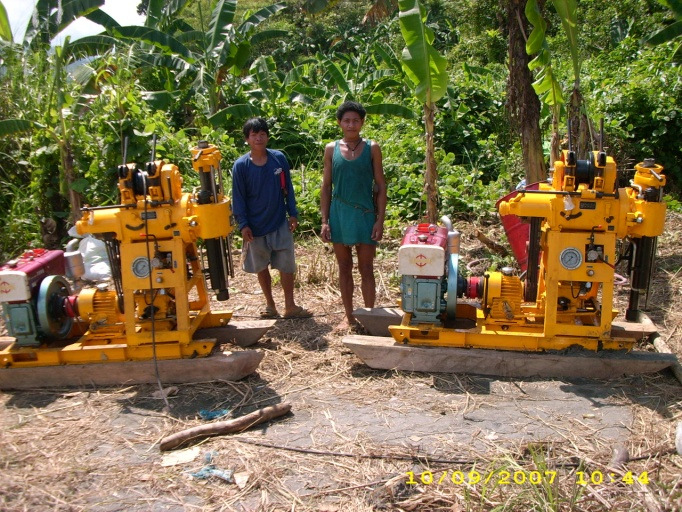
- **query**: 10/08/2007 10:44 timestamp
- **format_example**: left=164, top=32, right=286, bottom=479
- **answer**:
left=406, top=470, right=650, bottom=486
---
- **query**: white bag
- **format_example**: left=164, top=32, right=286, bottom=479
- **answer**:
left=78, top=235, right=112, bottom=281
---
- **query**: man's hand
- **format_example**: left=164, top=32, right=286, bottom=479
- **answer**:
left=371, top=220, right=384, bottom=242
left=321, top=223, right=331, bottom=242
left=288, top=217, right=299, bottom=232
left=241, top=226, right=254, bottom=243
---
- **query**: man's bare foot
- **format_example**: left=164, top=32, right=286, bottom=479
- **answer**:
left=334, top=317, right=362, bottom=333
left=283, top=305, right=312, bottom=319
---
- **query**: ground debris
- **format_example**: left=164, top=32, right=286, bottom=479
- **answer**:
left=1, top=216, right=681, bottom=511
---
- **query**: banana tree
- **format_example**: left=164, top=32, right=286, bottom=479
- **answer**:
left=645, top=0, right=682, bottom=62
left=0, top=1, right=11, bottom=42
left=208, top=37, right=415, bottom=127
left=525, top=0, right=564, bottom=165
left=0, top=42, right=86, bottom=222
left=398, top=0, right=448, bottom=223
left=156, top=0, right=286, bottom=116
left=67, top=0, right=287, bottom=116
left=526, top=0, right=591, bottom=162
left=184, top=0, right=288, bottom=115
left=1, top=0, right=114, bottom=225
left=323, top=32, right=411, bottom=102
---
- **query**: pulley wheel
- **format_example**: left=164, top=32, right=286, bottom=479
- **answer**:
left=37, top=275, right=73, bottom=340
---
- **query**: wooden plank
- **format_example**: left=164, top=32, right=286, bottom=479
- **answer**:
left=0, top=337, right=14, bottom=351
left=342, top=335, right=678, bottom=379
left=0, top=349, right=264, bottom=390
left=194, top=319, right=276, bottom=347
left=355, top=307, right=660, bottom=341
left=611, top=316, right=658, bottom=340
left=353, top=307, right=403, bottom=336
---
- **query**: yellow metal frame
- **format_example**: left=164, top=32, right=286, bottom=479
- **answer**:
left=0, top=143, right=236, bottom=368
left=390, top=155, right=666, bottom=353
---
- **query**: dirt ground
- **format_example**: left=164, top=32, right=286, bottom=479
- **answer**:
left=1, top=214, right=681, bottom=512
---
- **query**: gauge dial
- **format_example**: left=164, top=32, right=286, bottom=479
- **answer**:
left=132, top=257, right=151, bottom=278
left=559, top=247, right=583, bottom=270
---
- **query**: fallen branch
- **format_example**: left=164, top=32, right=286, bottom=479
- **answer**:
left=475, top=230, right=509, bottom=257
left=159, top=402, right=291, bottom=451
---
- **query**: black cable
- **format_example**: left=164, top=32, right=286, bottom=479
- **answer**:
left=142, top=172, right=171, bottom=411
left=570, top=282, right=581, bottom=300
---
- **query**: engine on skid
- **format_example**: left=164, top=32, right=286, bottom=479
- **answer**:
left=0, top=140, right=236, bottom=368
left=391, top=140, right=667, bottom=352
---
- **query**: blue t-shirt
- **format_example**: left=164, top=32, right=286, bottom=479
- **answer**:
left=232, top=149, right=298, bottom=237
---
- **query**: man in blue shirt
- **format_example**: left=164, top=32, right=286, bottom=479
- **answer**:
left=232, top=118, right=311, bottom=319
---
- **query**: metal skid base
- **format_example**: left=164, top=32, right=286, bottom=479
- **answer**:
left=388, top=303, right=635, bottom=352
left=0, top=310, right=233, bottom=368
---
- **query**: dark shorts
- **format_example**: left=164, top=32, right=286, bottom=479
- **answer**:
left=242, top=221, right=296, bottom=274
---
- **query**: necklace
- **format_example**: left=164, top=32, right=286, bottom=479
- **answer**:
left=343, top=138, right=363, bottom=157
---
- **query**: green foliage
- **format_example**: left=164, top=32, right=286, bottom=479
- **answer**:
left=578, top=0, right=664, bottom=52
left=444, top=0, right=505, bottom=65
left=290, top=163, right=323, bottom=232
left=586, top=38, right=682, bottom=192
left=664, top=193, right=682, bottom=211
left=286, top=0, right=374, bottom=58
left=552, top=0, right=580, bottom=79
left=645, top=0, right=682, bottom=61
left=526, top=0, right=564, bottom=109
left=0, top=0, right=680, bottom=258
left=0, top=1, right=11, bottom=43
left=438, top=64, right=512, bottom=181
left=0, top=181, right=42, bottom=260
left=24, top=0, right=106, bottom=49
left=398, top=0, right=448, bottom=104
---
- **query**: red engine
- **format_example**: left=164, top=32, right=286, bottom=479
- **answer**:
left=0, top=249, right=65, bottom=303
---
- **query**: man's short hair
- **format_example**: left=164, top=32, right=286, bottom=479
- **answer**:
left=336, top=101, right=366, bottom=121
left=243, top=118, right=269, bottom=138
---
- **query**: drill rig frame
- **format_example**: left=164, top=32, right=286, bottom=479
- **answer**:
left=0, top=140, right=246, bottom=370
left=345, top=138, right=678, bottom=377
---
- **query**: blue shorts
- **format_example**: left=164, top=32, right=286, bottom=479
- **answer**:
left=242, top=221, right=296, bottom=274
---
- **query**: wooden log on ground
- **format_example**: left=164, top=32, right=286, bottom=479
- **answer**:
left=0, top=349, right=264, bottom=390
left=159, top=402, right=292, bottom=451
left=652, top=334, right=682, bottom=385
left=194, top=319, right=276, bottom=347
left=342, top=335, right=678, bottom=379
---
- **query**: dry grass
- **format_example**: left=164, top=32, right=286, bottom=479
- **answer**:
left=0, top=215, right=681, bottom=511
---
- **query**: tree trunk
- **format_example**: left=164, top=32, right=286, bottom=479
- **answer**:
left=424, top=102, right=438, bottom=223
left=568, top=86, right=593, bottom=159
left=61, top=140, right=82, bottom=222
left=505, top=0, right=546, bottom=184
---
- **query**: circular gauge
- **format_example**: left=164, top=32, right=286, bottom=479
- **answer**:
left=132, top=257, right=151, bottom=278
left=559, top=247, right=583, bottom=270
